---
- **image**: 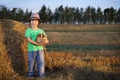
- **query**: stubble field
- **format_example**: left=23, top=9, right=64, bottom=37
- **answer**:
left=43, top=24, right=120, bottom=80
left=0, top=19, right=120, bottom=80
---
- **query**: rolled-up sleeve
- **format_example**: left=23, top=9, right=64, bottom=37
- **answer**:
left=25, top=28, right=30, bottom=38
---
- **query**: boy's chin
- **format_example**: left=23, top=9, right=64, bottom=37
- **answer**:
left=31, top=25, right=38, bottom=28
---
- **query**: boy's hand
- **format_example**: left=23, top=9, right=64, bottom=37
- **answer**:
left=36, top=37, right=44, bottom=43
left=43, top=37, right=49, bottom=44
left=36, top=37, right=49, bottom=45
left=36, top=42, right=44, bottom=46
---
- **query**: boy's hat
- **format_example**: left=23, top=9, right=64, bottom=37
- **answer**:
left=30, top=13, right=40, bottom=21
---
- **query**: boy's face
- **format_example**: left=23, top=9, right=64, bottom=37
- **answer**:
left=30, top=19, right=39, bottom=28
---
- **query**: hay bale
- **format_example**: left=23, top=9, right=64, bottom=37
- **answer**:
left=0, top=19, right=28, bottom=77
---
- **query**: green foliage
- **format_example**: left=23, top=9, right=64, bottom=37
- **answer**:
left=0, top=5, right=120, bottom=24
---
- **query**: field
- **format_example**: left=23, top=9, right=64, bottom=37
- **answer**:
left=43, top=24, right=120, bottom=51
left=42, top=24, right=120, bottom=80
left=0, top=20, right=120, bottom=80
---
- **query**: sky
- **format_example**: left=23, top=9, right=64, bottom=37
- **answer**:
left=0, top=0, right=120, bottom=12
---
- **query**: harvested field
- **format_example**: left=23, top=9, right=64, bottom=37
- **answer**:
left=0, top=19, right=120, bottom=80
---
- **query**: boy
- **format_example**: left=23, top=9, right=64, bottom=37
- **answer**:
left=25, top=13, right=49, bottom=78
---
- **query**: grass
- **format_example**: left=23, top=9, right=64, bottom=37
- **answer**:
left=46, top=44, right=120, bottom=51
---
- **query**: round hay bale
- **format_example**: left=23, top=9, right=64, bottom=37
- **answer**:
left=0, top=19, right=28, bottom=77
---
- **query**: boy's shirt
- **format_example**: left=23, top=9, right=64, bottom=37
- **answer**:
left=25, top=28, right=47, bottom=51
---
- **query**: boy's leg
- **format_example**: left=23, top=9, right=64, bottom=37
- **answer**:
left=28, top=51, right=36, bottom=77
left=36, top=50, right=45, bottom=77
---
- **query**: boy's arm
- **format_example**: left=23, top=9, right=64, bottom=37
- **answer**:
left=27, top=37, right=43, bottom=46
left=43, top=37, right=49, bottom=45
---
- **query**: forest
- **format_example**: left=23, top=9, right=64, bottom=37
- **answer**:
left=0, top=5, right=120, bottom=24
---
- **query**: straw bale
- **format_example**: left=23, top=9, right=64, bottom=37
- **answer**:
left=0, top=19, right=28, bottom=76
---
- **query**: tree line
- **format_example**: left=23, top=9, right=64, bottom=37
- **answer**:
left=0, top=5, right=120, bottom=24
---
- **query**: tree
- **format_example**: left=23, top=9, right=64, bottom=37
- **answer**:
left=64, top=7, right=75, bottom=24
left=116, top=8, right=120, bottom=24
left=0, top=5, right=9, bottom=19
left=53, top=8, right=60, bottom=24
left=96, top=7, right=103, bottom=24
left=104, top=8, right=113, bottom=24
left=64, top=6, right=69, bottom=23
left=109, top=7, right=116, bottom=24
left=58, top=5, right=65, bottom=24
left=46, top=8, right=53, bottom=24
left=104, top=7, right=116, bottom=24
left=9, top=8, right=16, bottom=20
left=69, top=7, right=75, bottom=24
left=16, top=8, right=24, bottom=21
left=74, top=7, right=80, bottom=24
left=91, top=7, right=97, bottom=24
left=23, top=9, right=31, bottom=22
left=39, top=5, right=47, bottom=23
left=84, top=6, right=91, bottom=24
left=79, top=8, right=84, bottom=24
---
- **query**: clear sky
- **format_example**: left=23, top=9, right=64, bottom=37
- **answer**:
left=0, top=0, right=120, bottom=12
